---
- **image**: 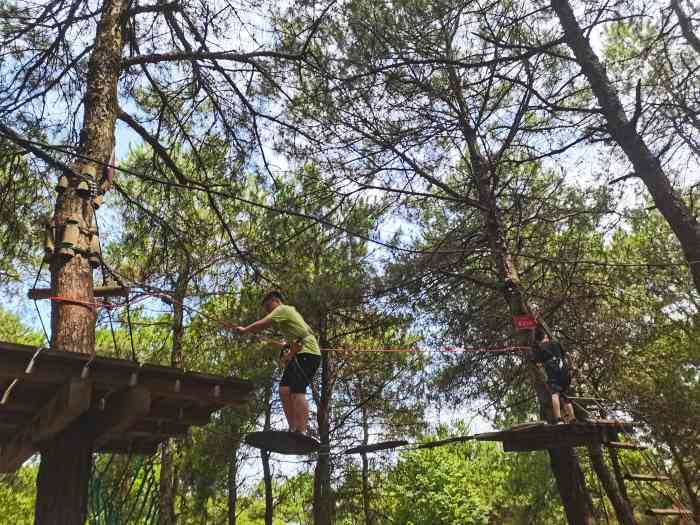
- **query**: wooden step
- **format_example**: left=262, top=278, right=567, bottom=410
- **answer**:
left=626, top=474, right=670, bottom=482
left=607, top=441, right=648, bottom=450
left=646, top=508, right=693, bottom=516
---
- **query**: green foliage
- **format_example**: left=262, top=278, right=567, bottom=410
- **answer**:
left=0, top=308, right=42, bottom=345
left=383, top=427, right=563, bottom=525
left=0, top=140, right=46, bottom=285
left=0, top=467, right=37, bottom=525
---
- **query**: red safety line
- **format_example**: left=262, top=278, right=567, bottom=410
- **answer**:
left=49, top=295, right=118, bottom=310
left=93, top=289, right=533, bottom=355
left=321, top=346, right=531, bottom=354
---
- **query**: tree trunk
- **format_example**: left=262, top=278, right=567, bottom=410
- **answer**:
left=158, top=441, right=176, bottom=525
left=159, top=266, right=189, bottom=525
left=228, top=446, right=239, bottom=525
left=608, top=448, right=632, bottom=510
left=671, top=0, right=700, bottom=56
left=313, top=323, right=334, bottom=525
left=360, top=406, right=373, bottom=525
left=588, top=445, right=637, bottom=525
left=445, top=66, right=594, bottom=523
left=37, top=0, right=126, bottom=523
left=262, top=386, right=274, bottom=525
left=35, top=420, right=95, bottom=525
left=668, top=439, right=700, bottom=522
left=550, top=0, right=700, bottom=296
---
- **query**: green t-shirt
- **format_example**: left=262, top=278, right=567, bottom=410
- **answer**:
left=262, top=304, right=321, bottom=356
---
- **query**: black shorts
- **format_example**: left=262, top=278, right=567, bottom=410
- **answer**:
left=280, top=354, right=320, bottom=394
left=548, top=369, right=571, bottom=401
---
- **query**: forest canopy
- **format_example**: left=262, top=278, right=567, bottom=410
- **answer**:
left=0, top=0, right=698, bottom=523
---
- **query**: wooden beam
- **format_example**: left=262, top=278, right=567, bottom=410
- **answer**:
left=0, top=343, right=254, bottom=405
left=30, top=379, right=92, bottom=442
left=625, top=474, right=670, bottom=482
left=502, top=433, right=601, bottom=452
left=606, top=441, right=647, bottom=450
left=144, top=404, right=211, bottom=426
left=0, top=412, right=31, bottom=426
left=0, top=439, right=35, bottom=473
left=0, top=379, right=92, bottom=472
left=94, top=387, right=151, bottom=448
left=646, top=508, right=693, bottom=516
left=28, top=286, right=130, bottom=300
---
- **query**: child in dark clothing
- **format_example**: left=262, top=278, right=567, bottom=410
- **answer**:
left=533, top=328, right=575, bottom=424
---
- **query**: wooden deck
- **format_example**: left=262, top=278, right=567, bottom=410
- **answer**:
left=473, top=420, right=634, bottom=452
left=0, top=341, right=254, bottom=472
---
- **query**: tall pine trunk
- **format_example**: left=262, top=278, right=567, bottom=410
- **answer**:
left=668, top=437, right=700, bottom=521
left=551, top=0, right=700, bottom=296
left=313, top=322, right=334, bottom=525
left=36, top=0, right=126, bottom=523
left=159, top=266, right=189, bottom=525
left=262, top=386, right=273, bottom=525
left=360, top=406, right=373, bottom=525
left=446, top=65, right=594, bottom=523
left=227, top=445, right=239, bottom=525
left=588, top=445, right=637, bottom=525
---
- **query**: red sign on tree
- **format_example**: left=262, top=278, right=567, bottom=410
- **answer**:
left=513, top=314, right=538, bottom=331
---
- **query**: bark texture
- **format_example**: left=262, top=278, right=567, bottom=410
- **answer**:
left=551, top=0, right=700, bottom=295
left=227, top=446, right=239, bottom=525
left=313, top=326, right=334, bottom=525
left=38, top=0, right=127, bottom=523
left=671, top=0, right=700, bottom=55
left=608, top=448, right=632, bottom=510
left=446, top=65, right=593, bottom=525
left=360, top=406, right=374, bottom=525
left=668, top=439, right=700, bottom=522
left=35, top=420, right=95, bottom=525
left=262, top=386, right=273, bottom=525
left=159, top=268, right=189, bottom=525
left=588, top=445, right=637, bottom=525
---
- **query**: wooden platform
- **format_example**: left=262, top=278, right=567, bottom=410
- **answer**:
left=473, top=420, right=633, bottom=452
left=0, top=341, right=254, bottom=472
left=245, top=431, right=320, bottom=455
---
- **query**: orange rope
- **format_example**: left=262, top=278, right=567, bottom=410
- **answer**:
left=49, top=295, right=117, bottom=311
left=82, top=288, right=532, bottom=355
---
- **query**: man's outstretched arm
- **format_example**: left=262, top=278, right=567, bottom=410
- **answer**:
left=235, top=317, right=273, bottom=334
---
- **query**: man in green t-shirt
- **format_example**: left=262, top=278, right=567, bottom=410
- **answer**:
left=235, top=291, right=321, bottom=434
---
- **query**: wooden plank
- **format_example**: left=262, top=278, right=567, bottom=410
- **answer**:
left=606, top=441, right=647, bottom=450
left=0, top=343, right=253, bottom=406
left=646, top=508, right=693, bottom=516
left=625, top=474, right=670, bottom=482
left=0, top=341, right=41, bottom=353
left=0, top=439, right=36, bottom=473
left=0, top=379, right=92, bottom=472
left=502, top=432, right=602, bottom=452
left=28, top=286, right=130, bottom=300
left=0, top=412, right=31, bottom=426
left=144, top=404, right=211, bottom=426
left=94, top=386, right=151, bottom=448
left=245, top=431, right=320, bottom=455
left=30, top=379, right=92, bottom=443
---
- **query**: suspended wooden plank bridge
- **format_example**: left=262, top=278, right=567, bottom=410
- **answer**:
left=472, top=419, right=634, bottom=452
left=0, top=341, right=254, bottom=472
